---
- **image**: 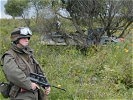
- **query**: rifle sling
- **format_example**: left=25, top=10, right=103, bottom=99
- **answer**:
left=17, top=54, right=33, bottom=73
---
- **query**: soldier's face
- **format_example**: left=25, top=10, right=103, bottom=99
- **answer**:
left=19, top=38, right=29, bottom=46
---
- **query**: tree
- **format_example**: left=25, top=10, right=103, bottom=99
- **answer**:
left=60, top=0, right=133, bottom=39
left=118, top=0, right=133, bottom=37
left=62, top=0, right=102, bottom=31
left=99, top=0, right=133, bottom=37
left=59, top=0, right=104, bottom=47
left=4, top=0, right=29, bottom=19
left=29, top=0, right=50, bottom=23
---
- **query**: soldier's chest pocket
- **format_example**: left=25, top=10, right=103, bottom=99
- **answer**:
left=17, top=60, right=27, bottom=71
left=18, top=63, right=27, bottom=71
left=18, top=63, right=30, bottom=75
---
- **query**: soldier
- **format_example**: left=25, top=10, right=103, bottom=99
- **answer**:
left=1, top=27, right=51, bottom=100
left=56, top=20, right=61, bottom=33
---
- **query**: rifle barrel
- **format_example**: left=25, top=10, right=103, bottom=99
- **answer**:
left=51, top=85, right=66, bottom=92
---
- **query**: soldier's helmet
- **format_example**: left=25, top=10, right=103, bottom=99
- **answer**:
left=11, top=27, right=32, bottom=43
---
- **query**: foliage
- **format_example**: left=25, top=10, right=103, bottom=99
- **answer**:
left=4, top=0, right=29, bottom=19
left=65, top=0, right=102, bottom=19
left=60, top=0, right=133, bottom=37
left=4, top=0, right=133, bottom=39
left=99, top=0, right=133, bottom=37
left=0, top=19, right=132, bottom=100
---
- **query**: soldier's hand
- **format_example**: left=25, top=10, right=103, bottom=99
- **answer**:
left=31, top=82, right=40, bottom=90
left=44, top=86, right=51, bottom=95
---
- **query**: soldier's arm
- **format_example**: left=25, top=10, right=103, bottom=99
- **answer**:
left=2, top=54, right=32, bottom=90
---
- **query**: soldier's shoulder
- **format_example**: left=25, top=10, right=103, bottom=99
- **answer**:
left=1, top=49, right=14, bottom=65
left=1, top=49, right=15, bottom=59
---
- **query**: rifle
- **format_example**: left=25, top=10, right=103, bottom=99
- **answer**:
left=28, top=73, right=66, bottom=92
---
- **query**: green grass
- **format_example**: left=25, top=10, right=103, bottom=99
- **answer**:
left=0, top=19, right=132, bottom=100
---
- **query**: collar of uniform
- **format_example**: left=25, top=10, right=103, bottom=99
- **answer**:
left=11, top=43, right=33, bottom=55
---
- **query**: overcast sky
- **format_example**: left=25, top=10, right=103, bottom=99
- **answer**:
left=0, top=0, right=12, bottom=19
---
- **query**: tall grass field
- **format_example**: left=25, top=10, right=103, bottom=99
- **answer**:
left=0, top=19, right=132, bottom=100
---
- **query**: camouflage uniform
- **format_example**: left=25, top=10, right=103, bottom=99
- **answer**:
left=1, top=27, right=48, bottom=100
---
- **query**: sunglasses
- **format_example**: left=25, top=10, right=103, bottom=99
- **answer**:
left=20, top=27, right=32, bottom=35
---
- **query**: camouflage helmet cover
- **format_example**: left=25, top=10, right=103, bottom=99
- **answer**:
left=11, top=27, right=32, bottom=42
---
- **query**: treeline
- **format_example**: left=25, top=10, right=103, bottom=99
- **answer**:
left=4, top=0, right=133, bottom=38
